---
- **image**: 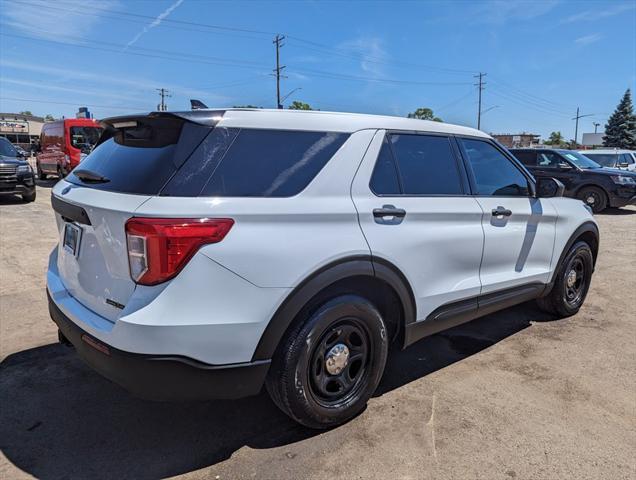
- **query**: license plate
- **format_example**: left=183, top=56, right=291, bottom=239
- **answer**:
left=63, top=223, right=82, bottom=256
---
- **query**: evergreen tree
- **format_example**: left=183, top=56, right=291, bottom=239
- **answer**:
left=603, top=89, right=636, bottom=149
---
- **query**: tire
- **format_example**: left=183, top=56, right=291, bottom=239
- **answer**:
left=57, top=165, right=65, bottom=178
left=36, top=164, right=47, bottom=180
left=22, top=190, right=36, bottom=203
left=537, top=241, right=593, bottom=317
left=577, top=186, right=607, bottom=213
left=266, top=294, right=389, bottom=429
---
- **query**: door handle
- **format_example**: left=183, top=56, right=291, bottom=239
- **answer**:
left=373, top=205, right=406, bottom=218
left=491, top=206, right=512, bottom=217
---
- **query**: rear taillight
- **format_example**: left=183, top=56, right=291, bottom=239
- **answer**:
left=125, top=218, right=234, bottom=285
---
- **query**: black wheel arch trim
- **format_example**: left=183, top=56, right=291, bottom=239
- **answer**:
left=251, top=255, right=416, bottom=362
left=544, top=221, right=599, bottom=295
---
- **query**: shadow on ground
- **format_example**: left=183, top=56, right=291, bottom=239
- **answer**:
left=0, top=302, right=553, bottom=479
left=597, top=207, right=636, bottom=216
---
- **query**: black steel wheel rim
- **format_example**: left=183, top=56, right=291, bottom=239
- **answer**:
left=563, top=254, right=586, bottom=308
left=308, top=318, right=371, bottom=406
left=583, top=190, right=601, bottom=208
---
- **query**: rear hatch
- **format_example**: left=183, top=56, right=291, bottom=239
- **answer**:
left=51, top=112, right=219, bottom=321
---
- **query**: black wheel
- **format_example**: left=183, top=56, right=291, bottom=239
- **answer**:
left=57, top=165, right=65, bottom=178
left=577, top=186, right=607, bottom=213
left=22, top=190, right=36, bottom=203
left=36, top=164, right=47, bottom=180
left=266, top=295, right=388, bottom=429
left=537, top=241, right=593, bottom=317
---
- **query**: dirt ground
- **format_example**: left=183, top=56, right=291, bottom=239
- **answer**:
left=1, top=182, right=635, bottom=480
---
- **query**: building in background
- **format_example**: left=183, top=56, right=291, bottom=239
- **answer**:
left=0, top=113, right=45, bottom=150
left=492, top=132, right=541, bottom=148
left=581, top=133, right=604, bottom=148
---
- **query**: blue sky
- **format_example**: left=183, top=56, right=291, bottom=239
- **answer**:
left=0, top=0, right=634, bottom=140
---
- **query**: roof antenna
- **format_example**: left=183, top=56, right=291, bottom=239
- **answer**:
left=190, top=99, right=208, bottom=110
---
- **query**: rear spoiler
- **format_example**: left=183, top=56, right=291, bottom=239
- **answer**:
left=95, top=110, right=226, bottom=149
left=100, top=109, right=226, bottom=129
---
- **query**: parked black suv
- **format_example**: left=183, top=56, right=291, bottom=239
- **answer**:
left=510, top=148, right=636, bottom=213
left=0, top=137, right=36, bottom=202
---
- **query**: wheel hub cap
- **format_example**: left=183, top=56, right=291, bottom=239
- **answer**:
left=566, top=269, right=577, bottom=288
left=325, top=343, right=349, bottom=375
left=586, top=196, right=595, bottom=204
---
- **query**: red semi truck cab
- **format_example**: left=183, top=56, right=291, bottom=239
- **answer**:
left=36, top=118, right=102, bottom=178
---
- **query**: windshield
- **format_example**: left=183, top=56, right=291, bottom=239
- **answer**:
left=580, top=153, right=618, bottom=167
left=0, top=138, right=18, bottom=157
left=70, top=126, right=103, bottom=154
left=560, top=151, right=602, bottom=169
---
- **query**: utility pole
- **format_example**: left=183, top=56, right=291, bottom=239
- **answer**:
left=156, top=88, right=171, bottom=111
left=474, top=72, right=486, bottom=130
left=593, top=122, right=600, bottom=134
left=273, top=34, right=286, bottom=109
left=572, top=107, right=594, bottom=147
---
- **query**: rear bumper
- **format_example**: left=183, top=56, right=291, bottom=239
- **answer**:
left=48, top=290, right=270, bottom=400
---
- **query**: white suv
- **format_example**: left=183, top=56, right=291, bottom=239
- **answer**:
left=47, top=109, right=599, bottom=428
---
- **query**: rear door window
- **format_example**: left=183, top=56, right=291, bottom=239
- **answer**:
left=512, top=150, right=537, bottom=166
left=199, top=129, right=348, bottom=197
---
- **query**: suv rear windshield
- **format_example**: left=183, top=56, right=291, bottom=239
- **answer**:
left=67, top=121, right=349, bottom=197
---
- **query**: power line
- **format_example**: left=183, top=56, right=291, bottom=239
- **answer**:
left=5, top=0, right=479, bottom=78
left=0, top=96, right=149, bottom=111
left=0, top=31, right=473, bottom=90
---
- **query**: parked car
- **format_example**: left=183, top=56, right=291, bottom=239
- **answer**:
left=48, top=109, right=599, bottom=429
left=578, top=149, right=636, bottom=172
left=36, top=118, right=102, bottom=179
left=510, top=148, right=636, bottom=213
left=0, top=137, right=36, bottom=202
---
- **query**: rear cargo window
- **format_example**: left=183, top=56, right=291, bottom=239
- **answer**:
left=66, top=120, right=210, bottom=195
left=200, top=129, right=349, bottom=197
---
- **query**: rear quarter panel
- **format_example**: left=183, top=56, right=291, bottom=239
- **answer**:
left=134, top=129, right=377, bottom=288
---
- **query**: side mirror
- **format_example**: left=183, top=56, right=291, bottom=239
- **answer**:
left=558, top=162, right=573, bottom=170
left=619, top=163, right=629, bottom=168
left=536, top=177, right=565, bottom=198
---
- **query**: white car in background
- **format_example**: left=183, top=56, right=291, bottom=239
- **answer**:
left=579, top=149, right=636, bottom=172
left=47, top=108, right=599, bottom=428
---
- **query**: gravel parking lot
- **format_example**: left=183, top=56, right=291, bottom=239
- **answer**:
left=1, top=182, right=635, bottom=480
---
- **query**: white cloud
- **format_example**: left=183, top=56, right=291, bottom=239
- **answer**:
left=0, top=0, right=120, bottom=40
left=562, top=2, right=634, bottom=23
left=338, top=37, right=387, bottom=78
left=575, top=33, right=602, bottom=46
left=125, top=0, right=184, bottom=49
left=469, top=0, right=559, bottom=24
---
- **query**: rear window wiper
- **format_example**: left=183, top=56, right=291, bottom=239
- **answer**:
left=74, top=169, right=110, bottom=183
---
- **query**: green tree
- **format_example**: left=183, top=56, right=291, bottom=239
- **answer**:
left=407, top=107, right=442, bottom=122
left=19, top=110, right=33, bottom=116
left=603, top=89, right=636, bottom=149
left=288, top=101, right=313, bottom=110
left=544, top=131, right=565, bottom=146
left=44, top=114, right=55, bottom=121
